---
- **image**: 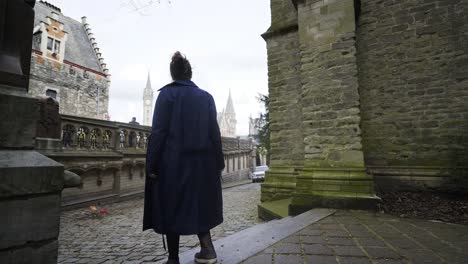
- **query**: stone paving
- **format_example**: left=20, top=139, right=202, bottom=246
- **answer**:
left=243, top=210, right=468, bottom=264
left=58, top=183, right=261, bottom=264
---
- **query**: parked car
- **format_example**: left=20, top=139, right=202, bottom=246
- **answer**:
left=251, top=165, right=269, bottom=183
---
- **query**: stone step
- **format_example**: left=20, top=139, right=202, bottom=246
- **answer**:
left=258, top=198, right=291, bottom=221
left=159, top=208, right=335, bottom=264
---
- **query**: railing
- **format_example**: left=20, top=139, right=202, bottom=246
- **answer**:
left=57, top=114, right=254, bottom=153
left=60, top=115, right=151, bottom=152
left=34, top=97, right=256, bottom=207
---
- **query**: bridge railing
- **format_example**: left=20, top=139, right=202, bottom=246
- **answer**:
left=58, top=114, right=254, bottom=153
left=34, top=99, right=256, bottom=207
left=60, top=115, right=151, bottom=152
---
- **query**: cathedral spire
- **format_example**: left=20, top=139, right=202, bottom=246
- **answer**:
left=145, top=72, right=151, bottom=90
left=143, top=71, right=154, bottom=126
left=225, top=88, right=235, bottom=114
left=218, top=89, right=237, bottom=137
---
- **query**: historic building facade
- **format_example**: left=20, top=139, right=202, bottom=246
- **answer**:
left=218, top=90, right=237, bottom=137
left=29, top=1, right=110, bottom=120
left=142, top=73, right=154, bottom=126
left=260, top=0, right=468, bottom=219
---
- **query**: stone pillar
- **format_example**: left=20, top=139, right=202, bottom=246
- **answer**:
left=260, top=0, right=304, bottom=203
left=0, top=1, right=65, bottom=263
left=289, top=0, right=380, bottom=215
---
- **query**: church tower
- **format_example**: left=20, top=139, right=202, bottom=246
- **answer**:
left=224, top=89, right=237, bottom=137
left=143, top=73, right=153, bottom=126
left=217, top=89, right=237, bottom=137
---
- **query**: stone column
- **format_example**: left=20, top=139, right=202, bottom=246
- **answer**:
left=289, top=0, right=380, bottom=215
left=0, top=1, right=65, bottom=263
left=260, top=0, right=304, bottom=203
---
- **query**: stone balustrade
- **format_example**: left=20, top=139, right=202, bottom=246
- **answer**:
left=36, top=114, right=256, bottom=207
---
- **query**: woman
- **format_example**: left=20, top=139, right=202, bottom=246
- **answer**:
left=143, top=51, right=225, bottom=264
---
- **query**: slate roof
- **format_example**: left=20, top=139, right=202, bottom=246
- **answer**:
left=33, top=2, right=103, bottom=73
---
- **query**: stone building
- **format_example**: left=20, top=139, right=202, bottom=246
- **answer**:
left=218, top=89, right=237, bottom=137
left=260, top=0, right=468, bottom=219
left=29, top=1, right=110, bottom=120
left=142, top=73, right=154, bottom=126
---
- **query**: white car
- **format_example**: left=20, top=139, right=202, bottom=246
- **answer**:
left=251, top=165, right=268, bottom=183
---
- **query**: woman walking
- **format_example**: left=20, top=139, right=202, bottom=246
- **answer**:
left=143, top=52, right=225, bottom=264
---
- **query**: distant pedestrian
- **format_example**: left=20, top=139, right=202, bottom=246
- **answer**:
left=129, top=117, right=140, bottom=125
left=144, top=51, right=225, bottom=264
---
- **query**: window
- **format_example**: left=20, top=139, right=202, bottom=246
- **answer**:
left=54, top=40, right=60, bottom=53
left=47, top=37, right=60, bottom=53
left=46, top=89, right=57, bottom=99
left=47, top=37, right=53, bottom=50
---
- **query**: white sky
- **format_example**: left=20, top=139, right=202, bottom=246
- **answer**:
left=45, top=0, right=271, bottom=135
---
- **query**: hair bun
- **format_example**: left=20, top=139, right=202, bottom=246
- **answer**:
left=170, top=51, right=192, bottom=80
left=171, top=51, right=184, bottom=63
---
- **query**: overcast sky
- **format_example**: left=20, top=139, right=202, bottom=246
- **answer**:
left=45, top=0, right=271, bottom=135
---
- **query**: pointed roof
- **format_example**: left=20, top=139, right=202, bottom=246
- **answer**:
left=33, top=2, right=103, bottom=72
left=145, top=72, right=152, bottom=90
left=143, top=72, right=153, bottom=98
left=225, top=89, right=235, bottom=114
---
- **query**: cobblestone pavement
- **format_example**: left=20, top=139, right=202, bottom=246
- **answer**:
left=243, top=210, right=468, bottom=264
left=58, top=183, right=261, bottom=264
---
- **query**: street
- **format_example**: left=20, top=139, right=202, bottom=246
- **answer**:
left=58, top=183, right=261, bottom=263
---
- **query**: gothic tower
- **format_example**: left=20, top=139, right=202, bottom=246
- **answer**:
left=224, top=89, right=237, bottom=137
left=217, top=89, right=237, bottom=137
left=143, top=73, right=153, bottom=126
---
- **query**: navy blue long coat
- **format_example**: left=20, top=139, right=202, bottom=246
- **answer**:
left=143, top=80, right=225, bottom=235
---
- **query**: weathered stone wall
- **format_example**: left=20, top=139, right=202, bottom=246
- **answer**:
left=261, top=0, right=304, bottom=202
left=29, top=53, right=109, bottom=120
left=356, top=0, right=468, bottom=190
left=120, top=165, right=146, bottom=193
left=266, top=0, right=303, bottom=167
left=270, top=0, right=298, bottom=30
left=298, top=0, right=365, bottom=168
left=62, top=169, right=116, bottom=200
left=222, top=169, right=251, bottom=184
left=262, top=0, right=468, bottom=212
left=267, top=32, right=304, bottom=166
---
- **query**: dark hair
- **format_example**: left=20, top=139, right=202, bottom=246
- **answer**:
left=170, top=51, right=192, bottom=80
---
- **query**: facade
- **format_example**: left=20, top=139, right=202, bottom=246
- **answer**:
left=260, top=0, right=468, bottom=218
left=218, top=89, right=237, bottom=137
left=29, top=1, right=110, bottom=120
left=142, top=73, right=154, bottom=126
